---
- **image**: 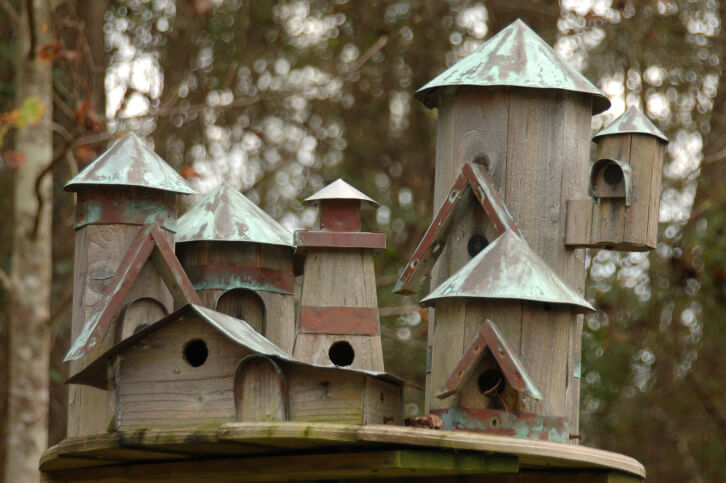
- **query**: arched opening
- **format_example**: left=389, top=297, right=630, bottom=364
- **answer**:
left=234, top=356, right=287, bottom=422
left=590, top=158, right=632, bottom=205
left=119, top=297, right=168, bottom=341
left=328, top=341, right=355, bottom=367
left=216, top=288, right=266, bottom=333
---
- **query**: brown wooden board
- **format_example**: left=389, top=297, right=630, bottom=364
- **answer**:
left=299, top=305, right=379, bottom=335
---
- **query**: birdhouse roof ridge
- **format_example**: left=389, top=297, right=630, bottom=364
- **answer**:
left=416, top=18, right=610, bottom=114
left=304, top=178, right=379, bottom=206
left=420, top=230, right=595, bottom=312
left=67, top=304, right=404, bottom=388
left=65, top=133, right=196, bottom=194
left=176, top=183, right=294, bottom=247
left=593, top=106, right=669, bottom=142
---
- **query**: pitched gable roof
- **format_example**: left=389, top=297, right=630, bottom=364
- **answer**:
left=416, top=19, right=610, bottom=113
left=68, top=304, right=404, bottom=389
left=65, top=133, right=195, bottom=194
left=436, top=319, right=541, bottom=401
left=394, top=162, right=522, bottom=295
left=420, top=231, right=594, bottom=312
left=65, top=224, right=201, bottom=362
left=176, top=183, right=293, bottom=247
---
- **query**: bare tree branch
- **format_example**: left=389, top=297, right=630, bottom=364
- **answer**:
left=0, top=0, right=19, bottom=23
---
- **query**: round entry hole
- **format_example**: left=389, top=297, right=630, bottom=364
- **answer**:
left=468, top=235, right=489, bottom=257
left=184, top=339, right=208, bottom=367
left=329, top=341, right=355, bottom=367
left=604, top=164, right=624, bottom=186
left=478, top=369, right=505, bottom=396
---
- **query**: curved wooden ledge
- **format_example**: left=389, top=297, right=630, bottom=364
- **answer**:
left=41, top=422, right=645, bottom=481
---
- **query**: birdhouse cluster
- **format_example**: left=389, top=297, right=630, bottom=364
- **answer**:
left=64, top=19, right=666, bottom=447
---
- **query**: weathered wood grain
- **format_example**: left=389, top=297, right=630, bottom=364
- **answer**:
left=235, top=356, right=286, bottom=422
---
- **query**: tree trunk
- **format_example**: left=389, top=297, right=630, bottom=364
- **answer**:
left=5, top=0, right=54, bottom=481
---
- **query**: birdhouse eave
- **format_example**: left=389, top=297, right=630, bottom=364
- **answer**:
left=593, top=106, right=669, bottom=143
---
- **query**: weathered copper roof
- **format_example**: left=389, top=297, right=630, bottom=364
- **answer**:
left=68, top=304, right=404, bottom=389
left=593, top=106, right=669, bottom=142
left=416, top=19, right=610, bottom=114
left=65, top=133, right=196, bottom=194
left=176, top=184, right=293, bottom=247
left=304, top=179, right=378, bottom=206
left=421, top=230, right=594, bottom=312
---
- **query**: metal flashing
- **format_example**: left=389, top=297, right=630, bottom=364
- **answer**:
left=420, top=231, right=595, bottom=312
left=304, top=178, right=378, bottom=206
left=593, top=106, right=669, bottom=142
left=416, top=19, right=610, bottom=113
left=176, top=184, right=293, bottom=247
left=68, top=304, right=404, bottom=389
left=65, top=133, right=196, bottom=194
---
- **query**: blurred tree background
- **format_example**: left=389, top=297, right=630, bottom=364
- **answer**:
left=1, top=0, right=725, bottom=481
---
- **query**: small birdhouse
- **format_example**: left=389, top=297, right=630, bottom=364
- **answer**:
left=175, top=184, right=296, bottom=352
left=419, top=230, right=594, bottom=442
left=67, top=304, right=402, bottom=429
left=64, top=133, right=196, bottom=437
left=566, top=107, right=669, bottom=251
left=293, top=179, right=386, bottom=371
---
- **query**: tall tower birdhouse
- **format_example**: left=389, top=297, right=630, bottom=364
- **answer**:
left=175, top=184, right=296, bottom=352
left=293, top=179, right=386, bottom=371
left=419, top=230, right=594, bottom=441
left=404, top=19, right=609, bottom=432
left=566, top=106, right=669, bottom=251
left=64, top=132, right=197, bottom=436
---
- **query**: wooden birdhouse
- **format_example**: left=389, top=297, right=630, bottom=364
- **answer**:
left=407, top=19, right=609, bottom=430
left=419, top=230, right=594, bottom=442
left=566, top=106, right=669, bottom=251
left=292, top=179, right=386, bottom=371
left=175, top=184, right=296, bottom=352
left=64, top=132, right=198, bottom=437
left=67, top=304, right=402, bottom=429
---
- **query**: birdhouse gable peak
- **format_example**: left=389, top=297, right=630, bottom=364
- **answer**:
left=65, top=133, right=196, bottom=194
left=176, top=183, right=293, bottom=246
left=416, top=18, right=610, bottom=113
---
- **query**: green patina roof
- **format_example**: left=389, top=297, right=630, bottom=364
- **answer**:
left=176, top=183, right=293, bottom=247
left=593, top=106, right=669, bottom=143
left=421, top=230, right=594, bottom=312
left=304, top=179, right=378, bottom=206
left=65, top=133, right=195, bottom=194
left=416, top=19, right=610, bottom=114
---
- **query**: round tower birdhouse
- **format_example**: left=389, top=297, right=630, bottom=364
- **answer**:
left=64, top=132, right=196, bottom=437
left=404, top=20, right=609, bottom=429
left=419, top=231, right=594, bottom=442
left=175, top=184, right=296, bottom=352
left=566, top=106, right=669, bottom=251
left=293, top=179, right=386, bottom=371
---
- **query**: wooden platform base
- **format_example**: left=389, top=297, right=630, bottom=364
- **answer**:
left=41, top=422, right=645, bottom=482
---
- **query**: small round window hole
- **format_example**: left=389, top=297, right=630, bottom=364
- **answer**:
left=468, top=235, right=489, bottom=258
left=183, top=339, right=208, bottom=367
left=329, top=341, right=355, bottom=367
left=478, top=369, right=505, bottom=396
left=604, top=164, right=624, bottom=186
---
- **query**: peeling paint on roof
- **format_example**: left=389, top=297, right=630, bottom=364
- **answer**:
left=593, top=106, right=669, bottom=143
left=176, top=184, right=293, bottom=247
left=68, top=304, right=403, bottom=388
left=65, top=133, right=196, bottom=194
left=416, top=19, right=610, bottom=114
left=421, top=230, right=594, bottom=312
left=304, top=179, right=379, bottom=206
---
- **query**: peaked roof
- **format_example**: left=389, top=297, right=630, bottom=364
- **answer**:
left=421, top=230, right=595, bottom=312
left=593, top=106, right=669, bottom=143
left=304, top=179, right=378, bottom=206
left=65, top=133, right=196, bottom=194
left=437, top=319, right=541, bottom=401
left=416, top=19, right=610, bottom=114
left=68, top=304, right=404, bottom=389
left=394, top=162, right=523, bottom=295
left=65, top=223, right=202, bottom=362
left=176, top=184, right=293, bottom=247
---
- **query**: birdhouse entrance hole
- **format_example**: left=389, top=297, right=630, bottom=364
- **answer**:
left=468, top=235, right=489, bottom=257
left=590, top=158, right=633, bottom=205
left=328, top=341, right=355, bottom=367
left=478, top=369, right=505, bottom=397
left=183, top=339, right=209, bottom=367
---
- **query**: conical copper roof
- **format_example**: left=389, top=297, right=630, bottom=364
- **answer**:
left=421, top=230, right=594, bottom=312
left=304, top=179, right=378, bottom=206
left=176, top=184, right=293, bottom=247
left=65, top=133, right=195, bottom=194
left=416, top=19, right=610, bottom=114
left=593, top=106, right=669, bottom=142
